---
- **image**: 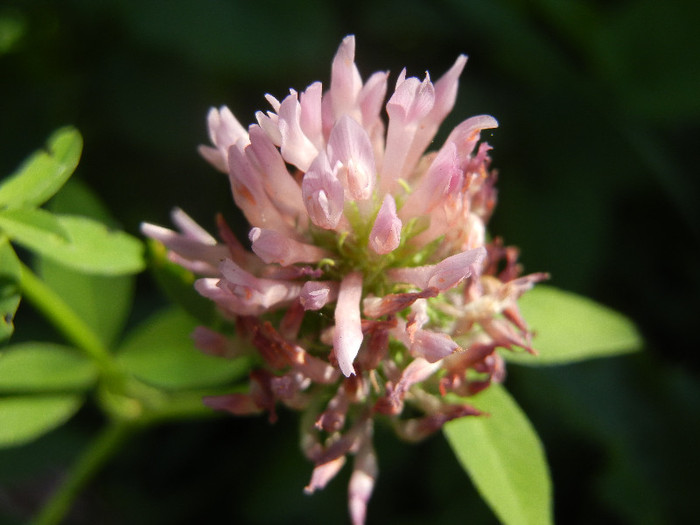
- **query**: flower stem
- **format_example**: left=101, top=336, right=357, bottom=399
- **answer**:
left=17, top=261, right=117, bottom=374
left=30, top=421, right=133, bottom=525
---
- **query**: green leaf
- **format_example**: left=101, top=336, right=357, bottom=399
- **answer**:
left=37, top=180, right=135, bottom=346
left=0, top=207, right=70, bottom=247
left=444, top=384, right=553, bottom=525
left=117, top=307, right=250, bottom=390
left=505, top=285, right=644, bottom=365
left=0, top=342, right=97, bottom=392
left=7, top=212, right=144, bottom=275
left=0, top=237, right=21, bottom=343
left=0, top=394, right=83, bottom=448
left=0, top=127, right=82, bottom=209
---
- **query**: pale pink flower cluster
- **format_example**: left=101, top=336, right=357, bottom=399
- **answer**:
left=142, top=36, right=547, bottom=525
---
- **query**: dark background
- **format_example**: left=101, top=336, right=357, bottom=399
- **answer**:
left=1, top=0, right=699, bottom=523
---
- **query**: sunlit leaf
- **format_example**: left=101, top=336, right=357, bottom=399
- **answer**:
left=0, top=394, right=83, bottom=448
left=0, top=237, right=21, bottom=343
left=505, top=285, right=643, bottom=365
left=38, top=180, right=135, bottom=346
left=0, top=342, right=97, bottom=392
left=0, top=207, right=70, bottom=247
left=444, top=384, right=552, bottom=525
left=117, top=307, right=250, bottom=390
left=0, top=127, right=82, bottom=209
left=7, top=213, right=144, bottom=275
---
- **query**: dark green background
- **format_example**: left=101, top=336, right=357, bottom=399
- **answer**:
left=1, top=0, right=699, bottom=523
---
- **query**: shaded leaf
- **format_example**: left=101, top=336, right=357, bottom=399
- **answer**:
left=38, top=180, right=135, bottom=346
left=117, top=307, right=250, bottom=390
left=0, top=207, right=70, bottom=246
left=506, top=285, right=643, bottom=365
left=0, top=394, right=83, bottom=448
left=444, top=384, right=552, bottom=525
left=0, top=342, right=97, bottom=392
left=9, top=213, right=144, bottom=275
left=0, top=127, right=82, bottom=209
left=146, top=239, right=216, bottom=326
left=0, top=237, right=21, bottom=343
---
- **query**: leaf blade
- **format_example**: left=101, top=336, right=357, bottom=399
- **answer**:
left=0, top=394, right=83, bottom=448
left=0, top=127, right=82, bottom=209
left=0, top=342, right=98, bottom=392
left=3, top=211, right=145, bottom=275
left=38, top=180, right=136, bottom=346
left=117, top=307, right=250, bottom=390
left=444, top=384, right=553, bottom=525
left=507, top=285, right=643, bottom=365
left=0, top=237, right=21, bottom=343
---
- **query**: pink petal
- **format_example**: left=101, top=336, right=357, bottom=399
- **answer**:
left=402, top=55, right=468, bottom=173
left=369, top=194, right=402, bottom=254
left=302, top=151, right=345, bottom=230
left=300, top=281, right=339, bottom=310
left=140, top=222, right=228, bottom=275
left=329, top=35, right=363, bottom=121
left=348, top=437, right=377, bottom=525
left=362, top=289, right=438, bottom=318
left=386, top=72, right=435, bottom=123
left=410, top=329, right=461, bottom=362
left=328, top=115, right=377, bottom=201
left=444, top=114, right=499, bottom=162
left=305, top=456, right=347, bottom=494
left=255, top=110, right=282, bottom=146
left=170, top=208, right=216, bottom=244
left=333, top=272, right=364, bottom=377
left=197, top=145, right=227, bottom=173
left=432, top=55, right=468, bottom=124
left=278, top=90, right=319, bottom=171
left=358, top=71, right=389, bottom=131
left=196, top=259, right=302, bottom=316
left=381, top=72, right=436, bottom=192
left=249, top=227, right=330, bottom=266
left=387, top=247, right=486, bottom=291
left=246, top=125, right=306, bottom=220
left=400, top=141, right=463, bottom=219
left=300, top=81, right=324, bottom=150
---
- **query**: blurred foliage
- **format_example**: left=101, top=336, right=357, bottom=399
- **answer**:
left=1, top=0, right=698, bottom=524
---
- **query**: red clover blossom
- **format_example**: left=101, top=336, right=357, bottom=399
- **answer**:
left=142, top=35, right=547, bottom=525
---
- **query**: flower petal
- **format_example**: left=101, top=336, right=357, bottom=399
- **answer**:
left=301, top=151, right=345, bottom=230
left=278, top=90, right=319, bottom=171
left=369, top=194, right=402, bottom=254
left=328, top=115, right=377, bottom=201
left=300, top=281, right=339, bottom=310
left=249, top=227, right=330, bottom=266
left=387, top=247, right=486, bottom=291
left=333, top=272, right=364, bottom=377
left=329, top=35, right=363, bottom=121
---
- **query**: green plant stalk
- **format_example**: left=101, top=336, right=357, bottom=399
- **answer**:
left=30, top=421, right=133, bottom=525
left=18, top=261, right=118, bottom=374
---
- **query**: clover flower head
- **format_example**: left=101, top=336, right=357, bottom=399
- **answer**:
left=142, top=35, right=547, bottom=525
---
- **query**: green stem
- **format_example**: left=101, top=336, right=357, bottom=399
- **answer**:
left=30, top=421, right=133, bottom=525
left=18, top=261, right=117, bottom=374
